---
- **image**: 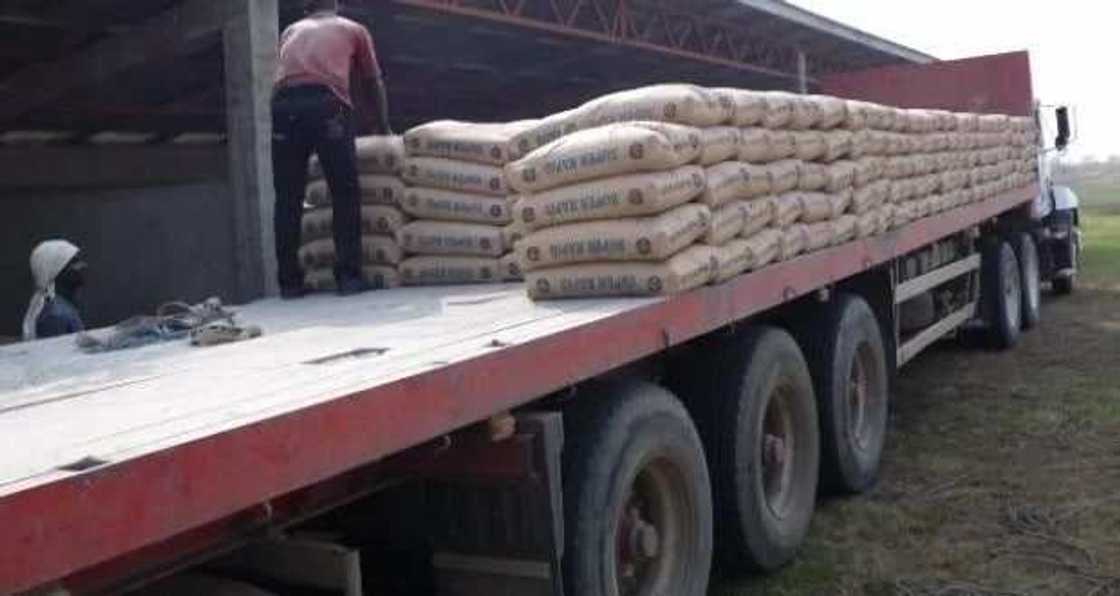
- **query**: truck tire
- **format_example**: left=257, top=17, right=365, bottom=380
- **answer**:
left=982, top=239, right=1022, bottom=350
left=1010, top=232, right=1041, bottom=329
left=813, top=295, right=889, bottom=495
left=679, top=327, right=820, bottom=573
left=1053, top=275, right=1075, bottom=295
left=562, top=381, right=713, bottom=596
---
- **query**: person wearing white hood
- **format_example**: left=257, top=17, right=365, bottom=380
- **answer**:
left=22, top=240, right=87, bottom=341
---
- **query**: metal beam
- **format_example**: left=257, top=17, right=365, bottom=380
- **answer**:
left=732, top=0, right=935, bottom=64
left=389, top=0, right=809, bottom=82
left=0, top=0, right=238, bottom=123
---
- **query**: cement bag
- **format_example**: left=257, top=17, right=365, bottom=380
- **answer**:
left=797, top=162, right=828, bottom=191
left=821, top=130, right=852, bottom=162
left=833, top=214, right=858, bottom=244
left=701, top=162, right=770, bottom=208
left=894, top=202, right=916, bottom=226
left=517, top=203, right=710, bottom=271
left=767, top=160, right=800, bottom=194
left=875, top=204, right=895, bottom=234
left=500, top=252, right=523, bottom=281
left=799, top=191, right=848, bottom=223
left=769, top=130, right=797, bottom=161
left=853, top=156, right=883, bottom=187
left=940, top=170, right=967, bottom=192
left=306, top=175, right=405, bottom=207
left=517, top=165, right=705, bottom=231
left=712, top=88, right=767, bottom=127
left=700, top=127, right=741, bottom=165
left=771, top=193, right=804, bottom=228
left=884, top=157, right=908, bottom=180
left=742, top=228, right=781, bottom=270
left=401, top=187, right=512, bottom=225
left=397, top=221, right=505, bottom=257
left=526, top=244, right=716, bottom=299
left=769, top=92, right=819, bottom=130
left=302, top=208, right=334, bottom=242
left=759, top=93, right=795, bottom=129
left=399, top=256, right=501, bottom=286
left=309, top=135, right=405, bottom=178
left=911, top=197, right=931, bottom=219
left=888, top=179, right=914, bottom=204
left=703, top=202, right=747, bottom=246
left=739, top=128, right=776, bottom=163
left=978, top=114, right=1010, bottom=133
left=855, top=211, right=878, bottom=239
left=305, top=266, right=401, bottom=291
left=851, top=180, right=887, bottom=214
left=741, top=198, right=774, bottom=238
left=506, top=121, right=701, bottom=194
left=824, top=161, right=856, bottom=193
left=807, top=95, right=847, bottom=129
left=778, top=224, right=808, bottom=260
left=710, top=239, right=753, bottom=283
left=842, top=100, right=872, bottom=131
left=791, top=131, right=826, bottom=162
left=404, top=120, right=537, bottom=165
left=848, top=130, right=873, bottom=159
left=804, top=221, right=836, bottom=252
left=503, top=218, right=530, bottom=248
left=402, top=157, right=508, bottom=197
left=301, top=206, right=408, bottom=241
left=298, top=236, right=403, bottom=270
left=363, top=205, right=409, bottom=237
left=916, top=174, right=941, bottom=197
left=889, top=108, right=910, bottom=133
left=577, top=84, right=729, bottom=129
left=508, top=109, right=581, bottom=160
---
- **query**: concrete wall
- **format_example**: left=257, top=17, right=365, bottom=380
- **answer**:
left=0, top=146, right=239, bottom=337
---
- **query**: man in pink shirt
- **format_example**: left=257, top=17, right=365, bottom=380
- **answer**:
left=272, top=0, right=392, bottom=298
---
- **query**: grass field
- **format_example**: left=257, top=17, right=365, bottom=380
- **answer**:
left=714, top=180, right=1120, bottom=596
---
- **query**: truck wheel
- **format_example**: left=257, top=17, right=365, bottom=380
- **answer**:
left=814, top=295, right=889, bottom=494
left=1011, top=232, right=1041, bottom=329
left=680, top=327, right=819, bottom=573
left=1053, top=275, right=1075, bottom=295
left=562, top=381, right=713, bottom=596
left=982, top=239, right=1022, bottom=350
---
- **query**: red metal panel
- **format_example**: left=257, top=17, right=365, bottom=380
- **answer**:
left=820, top=51, right=1034, bottom=116
left=0, top=185, right=1037, bottom=594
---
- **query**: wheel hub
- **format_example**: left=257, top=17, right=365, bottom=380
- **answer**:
left=762, top=387, right=795, bottom=519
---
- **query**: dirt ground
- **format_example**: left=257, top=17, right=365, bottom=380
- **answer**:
left=715, top=184, right=1120, bottom=596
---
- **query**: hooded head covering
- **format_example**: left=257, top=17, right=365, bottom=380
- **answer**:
left=22, top=240, right=80, bottom=341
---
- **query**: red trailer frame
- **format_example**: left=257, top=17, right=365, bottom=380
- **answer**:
left=0, top=185, right=1036, bottom=594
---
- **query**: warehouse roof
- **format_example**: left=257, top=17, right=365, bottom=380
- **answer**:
left=0, top=0, right=935, bottom=143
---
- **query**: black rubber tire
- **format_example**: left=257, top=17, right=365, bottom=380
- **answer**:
left=678, top=326, right=820, bottom=573
left=1010, top=232, right=1041, bottom=330
left=562, top=381, right=713, bottom=596
left=981, top=239, right=1022, bottom=350
left=812, top=295, right=890, bottom=495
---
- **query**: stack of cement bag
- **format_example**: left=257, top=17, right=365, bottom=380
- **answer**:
left=503, top=84, right=1038, bottom=300
left=396, top=120, right=539, bottom=286
left=300, top=136, right=408, bottom=291
left=506, top=86, right=730, bottom=299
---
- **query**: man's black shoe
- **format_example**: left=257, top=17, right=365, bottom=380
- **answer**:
left=280, top=285, right=312, bottom=300
left=337, top=277, right=371, bottom=296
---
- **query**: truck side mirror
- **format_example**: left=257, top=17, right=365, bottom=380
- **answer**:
left=1055, top=107, right=1070, bottom=150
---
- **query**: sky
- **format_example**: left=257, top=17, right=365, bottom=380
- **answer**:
left=789, top=0, right=1116, bottom=162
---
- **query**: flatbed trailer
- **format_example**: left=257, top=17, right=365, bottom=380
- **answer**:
left=1, top=52, right=1056, bottom=596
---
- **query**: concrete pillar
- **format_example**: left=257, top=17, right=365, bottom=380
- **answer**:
left=224, top=0, right=279, bottom=300
left=796, top=49, right=809, bottom=94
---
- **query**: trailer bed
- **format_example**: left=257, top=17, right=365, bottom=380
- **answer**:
left=0, top=185, right=1036, bottom=593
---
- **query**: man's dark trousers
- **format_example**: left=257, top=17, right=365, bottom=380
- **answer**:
left=272, top=84, right=363, bottom=290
